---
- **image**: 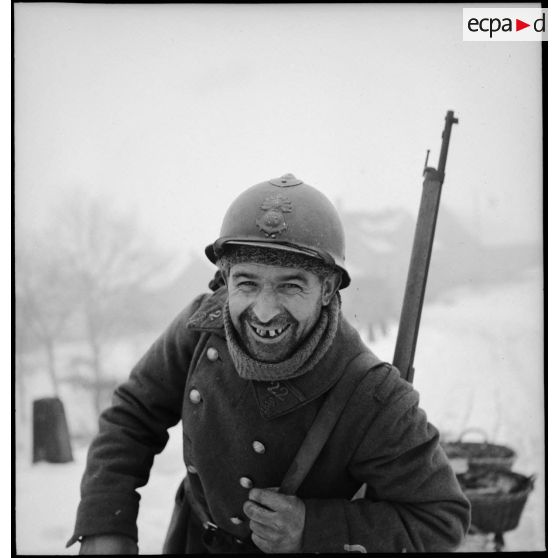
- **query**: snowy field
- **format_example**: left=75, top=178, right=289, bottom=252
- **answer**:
left=15, top=273, right=545, bottom=554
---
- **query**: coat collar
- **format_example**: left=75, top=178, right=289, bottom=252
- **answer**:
left=250, top=317, right=372, bottom=419
left=186, top=287, right=228, bottom=334
left=186, top=287, right=373, bottom=420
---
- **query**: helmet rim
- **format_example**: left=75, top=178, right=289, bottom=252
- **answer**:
left=205, top=237, right=350, bottom=289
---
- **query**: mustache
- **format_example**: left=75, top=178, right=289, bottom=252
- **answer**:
left=241, top=308, right=294, bottom=329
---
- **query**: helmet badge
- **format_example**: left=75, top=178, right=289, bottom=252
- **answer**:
left=256, top=194, right=293, bottom=238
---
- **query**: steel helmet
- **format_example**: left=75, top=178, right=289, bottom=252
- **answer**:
left=205, top=173, right=350, bottom=288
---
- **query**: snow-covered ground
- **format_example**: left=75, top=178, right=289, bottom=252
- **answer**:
left=15, top=272, right=545, bottom=554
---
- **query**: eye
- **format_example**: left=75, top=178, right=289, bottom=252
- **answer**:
left=279, top=283, right=303, bottom=294
left=236, top=280, right=258, bottom=292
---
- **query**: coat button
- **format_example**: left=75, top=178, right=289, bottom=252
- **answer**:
left=252, top=440, right=266, bottom=454
left=230, top=516, right=243, bottom=525
left=239, top=476, right=253, bottom=489
left=189, top=389, right=202, bottom=404
left=187, top=465, right=198, bottom=474
left=206, top=347, right=219, bottom=361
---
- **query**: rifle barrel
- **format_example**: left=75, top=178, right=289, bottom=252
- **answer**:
left=437, top=110, right=459, bottom=181
left=392, top=170, right=443, bottom=382
left=393, top=111, right=458, bottom=383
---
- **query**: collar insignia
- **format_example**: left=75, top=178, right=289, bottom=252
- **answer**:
left=186, top=287, right=227, bottom=332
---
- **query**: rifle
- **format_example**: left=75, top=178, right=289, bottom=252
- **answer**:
left=393, top=110, right=459, bottom=384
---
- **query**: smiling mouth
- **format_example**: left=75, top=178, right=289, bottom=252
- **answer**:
left=249, top=323, right=291, bottom=340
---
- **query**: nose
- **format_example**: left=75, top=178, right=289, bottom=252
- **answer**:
left=252, top=288, right=281, bottom=324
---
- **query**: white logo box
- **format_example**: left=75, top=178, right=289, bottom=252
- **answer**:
left=463, top=8, right=548, bottom=41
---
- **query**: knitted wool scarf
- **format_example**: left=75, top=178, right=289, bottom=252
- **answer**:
left=223, top=294, right=340, bottom=382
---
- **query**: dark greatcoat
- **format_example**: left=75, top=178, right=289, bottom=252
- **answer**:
left=69, top=286, right=470, bottom=553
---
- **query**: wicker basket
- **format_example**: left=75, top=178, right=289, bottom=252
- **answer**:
left=442, top=428, right=516, bottom=471
left=458, top=469, right=535, bottom=534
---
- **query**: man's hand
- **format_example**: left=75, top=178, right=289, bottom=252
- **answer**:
left=243, top=488, right=305, bottom=553
left=79, top=534, right=138, bottom=555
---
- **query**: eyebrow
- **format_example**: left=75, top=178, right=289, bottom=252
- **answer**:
left=276, top=272, right=309, bottom=283
left=231, top=271, right=259, bottom=281
left=231, top=270, right=309, bottom=284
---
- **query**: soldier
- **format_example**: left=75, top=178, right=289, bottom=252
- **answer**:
left=68, top=174, right=470, bottom=554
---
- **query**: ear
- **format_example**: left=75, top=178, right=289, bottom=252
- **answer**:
left=219, top=268, right=229, bottom=287
left=321, top=272, right=342, bottom=306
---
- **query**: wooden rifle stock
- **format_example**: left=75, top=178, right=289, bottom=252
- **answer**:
left=393, top=111, right=459, bottom=383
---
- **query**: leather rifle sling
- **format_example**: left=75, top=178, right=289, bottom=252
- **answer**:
left=279, top=352, right=384, bottom=496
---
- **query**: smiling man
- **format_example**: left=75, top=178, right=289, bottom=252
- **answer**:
left=69, top=174, right=470, bottom=554
left=224, top=255, right=340, bottom=367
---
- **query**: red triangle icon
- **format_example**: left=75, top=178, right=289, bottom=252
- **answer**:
left=516, top=19, right=530, bottom=31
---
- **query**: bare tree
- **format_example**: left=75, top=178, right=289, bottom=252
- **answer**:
left=16, top=193, right=170, bottom=419
left=16, top=233, right=79, bottom=397
left=52, top=194, right=170, bottom=416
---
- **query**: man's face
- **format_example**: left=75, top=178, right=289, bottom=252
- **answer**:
left=227, top=262, right=337, bottom=363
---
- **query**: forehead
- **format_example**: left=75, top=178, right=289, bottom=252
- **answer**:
left=229, top=262, right=318, bottom=284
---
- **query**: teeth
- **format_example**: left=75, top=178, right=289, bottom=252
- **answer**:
left=252, top=325, right=288, bottom=338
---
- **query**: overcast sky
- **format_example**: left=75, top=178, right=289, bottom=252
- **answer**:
left=15, top=3, right=543, bottom=266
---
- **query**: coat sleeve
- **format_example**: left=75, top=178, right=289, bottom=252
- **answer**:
left=301, top=371, right=471, bottom=553
left=67, top=294, right=207, bottom=547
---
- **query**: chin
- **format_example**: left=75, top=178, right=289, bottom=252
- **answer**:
left=241, top=324, right=295, bottom=363
left=246, top=341, right=291, bottom=363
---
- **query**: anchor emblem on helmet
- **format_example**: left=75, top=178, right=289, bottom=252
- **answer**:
left=255, top=194, right=293, bottom=238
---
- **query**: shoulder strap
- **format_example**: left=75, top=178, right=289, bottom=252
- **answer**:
left=279, top=351, right=384, bottom=496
